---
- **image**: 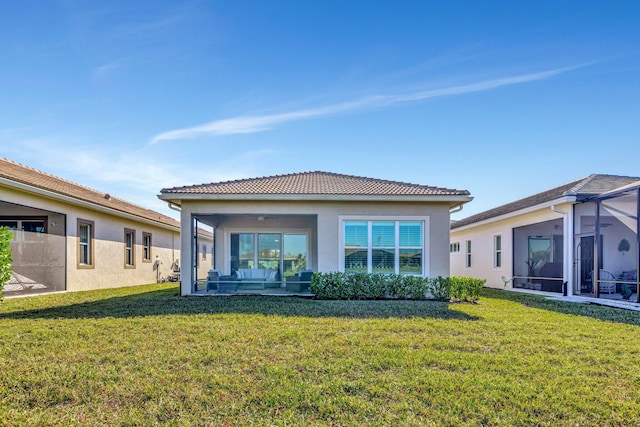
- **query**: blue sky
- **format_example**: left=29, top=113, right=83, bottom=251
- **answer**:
left=1, top=1, right=639, bottom=220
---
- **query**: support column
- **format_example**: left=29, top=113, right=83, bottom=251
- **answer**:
left=179, top=209, right=193, bottom=296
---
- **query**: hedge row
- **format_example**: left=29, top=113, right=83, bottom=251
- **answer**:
left=309, top=272, right=485, bottom=302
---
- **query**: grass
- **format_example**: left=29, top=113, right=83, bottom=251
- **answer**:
left=0, top=285, right=639, bottom=426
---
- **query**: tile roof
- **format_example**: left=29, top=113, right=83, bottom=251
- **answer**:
left=451, top=174, right=640, bottom=229
left=0, top=158, right=180, bottom=229
left=160, top=171, right=471, bottom=197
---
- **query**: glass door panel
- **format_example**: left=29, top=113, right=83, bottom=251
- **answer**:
left=231, top=233, right=255, bottom=273
left=258, top=233, right=281, bottom=270
left=283, top=234, right=307, bottom=277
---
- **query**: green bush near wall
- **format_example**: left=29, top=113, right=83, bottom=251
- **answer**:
left=449, top=276, right=486, bottom=302
left=310, top=273, right=486, bottom=302
left=0, top=226, right=14, bottom=299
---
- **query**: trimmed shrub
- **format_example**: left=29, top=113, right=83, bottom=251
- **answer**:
left=449, top=276, right=486, bottom=302
left=310, top=273, right=486, bottom=302
left=310, top=272, right=431, bottom=300
left=0, top=226, right=13, bottom=298
left=428, top=276, right=450, bottom=301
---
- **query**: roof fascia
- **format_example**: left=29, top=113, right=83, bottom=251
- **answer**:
left=1, top=178, right=179, bottom=232
left=451, top=196, right=576, bottom=233
left=157, top=193, right=473, bottom=204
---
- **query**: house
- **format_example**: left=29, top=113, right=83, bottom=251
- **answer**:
left=450, top=174, right=639, bottom=303
left=0, top=158, right=212, bottom=296
left=158, top=171, right=472, bottom=296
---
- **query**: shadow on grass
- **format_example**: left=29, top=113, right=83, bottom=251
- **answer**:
left=0, top=286, right=479, bottom=321
left=484, top=288, right=640, bottom=327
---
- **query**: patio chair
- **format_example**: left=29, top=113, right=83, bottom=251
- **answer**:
left=285, top=270, right=314, bottom=293
left=598, top=269, right=617, bottom=294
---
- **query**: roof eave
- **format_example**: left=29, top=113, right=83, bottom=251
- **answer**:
left=158, top=193, right=473, bottom=205
left=451, top=195, right=576, bottom=232
left=2, top=178, right=180, bottom=231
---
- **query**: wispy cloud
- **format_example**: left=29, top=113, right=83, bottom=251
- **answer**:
left=91, top=59, right=123, bottom=80
left=149, top=64, right=586, bottom=144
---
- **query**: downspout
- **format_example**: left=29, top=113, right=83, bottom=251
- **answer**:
left=449, top=203, right=464, bottom=214
left=551, top=205, right=573, bottom=296
left=167, top=202, right=181, bottom=212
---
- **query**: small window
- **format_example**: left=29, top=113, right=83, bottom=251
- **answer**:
left=450, top=242, right=460, bottom=253
left=143, top=232, right=152, bottom=262
left=78, top=219, right=94, bottom=268
left=202, top=243, right=207, bottom=260
left=494, top=235, right=502, bottom=268
left=124, top=229, right=135, bottom=268
left=465, top=240, right=472, bottom=268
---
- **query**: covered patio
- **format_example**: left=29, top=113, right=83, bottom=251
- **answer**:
left=191, top=212, right=317, bottom=295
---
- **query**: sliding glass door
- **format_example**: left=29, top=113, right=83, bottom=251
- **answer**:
left=230, top=232, right=308, bottom=277
left=283, top=234, right=307, bottom=278
left=258, top=234, right=281, bottom=269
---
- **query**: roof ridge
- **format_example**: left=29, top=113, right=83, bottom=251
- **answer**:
left=1, top=157, right=113, bottom=198
left=565, top=173, right=640, bottom=195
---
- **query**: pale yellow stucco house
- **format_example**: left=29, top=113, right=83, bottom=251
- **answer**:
left=450, top=174, right=639, bottom=303
left=0, top=158, right=212, bottom=296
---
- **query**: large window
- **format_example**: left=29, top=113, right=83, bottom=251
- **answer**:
left=343, top=220, right=424, bottom=275
left=124, top=229, right=135, bottom=268
left=78, top=219, right=94, bottom=268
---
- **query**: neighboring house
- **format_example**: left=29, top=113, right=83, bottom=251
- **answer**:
left=158, top=171, right=472, bottom=296
left=0, top=158, right=212, bottom=296
left=450, top=174, right=639, bottom=303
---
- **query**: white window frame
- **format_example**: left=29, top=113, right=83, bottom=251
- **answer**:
left=493, top=234, right=502, bottom=269
left=77, top=219, right=94, bottom=268
left=124, top=228, right=135, bottom=268
left=450, top=242, right=460, bottom=253
left=465, top=239, right=472, bottom=268
left=142, top=232, right=152, bottom=262
left=338, top=216, right=430, bottom=276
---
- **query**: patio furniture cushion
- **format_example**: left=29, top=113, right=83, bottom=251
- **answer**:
left=620, top=270, right=637, bottom=281
left=236, top=268, right=278, bottom=281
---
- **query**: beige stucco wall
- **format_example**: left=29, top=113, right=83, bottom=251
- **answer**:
left=1, top=184, right=182, bottom=292
left=450, top=203, right=571, bottom=289
left=178, top=199, right=453, bottom=295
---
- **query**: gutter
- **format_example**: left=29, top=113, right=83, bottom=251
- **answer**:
left=157, top=193, right=473, bottom=203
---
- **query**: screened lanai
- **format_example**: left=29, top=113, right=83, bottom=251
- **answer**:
left=581, top=185, right=639, bottom=302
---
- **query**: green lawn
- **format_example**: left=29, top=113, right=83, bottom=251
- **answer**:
left=1, top=285, right=639, bottom=426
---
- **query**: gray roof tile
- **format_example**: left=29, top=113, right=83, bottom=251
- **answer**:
left=451, top=174, right=640, bottom=229
left=160, top=171, right=470, bottom=197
